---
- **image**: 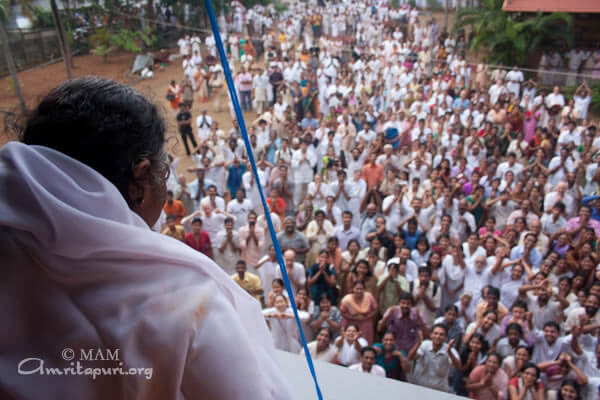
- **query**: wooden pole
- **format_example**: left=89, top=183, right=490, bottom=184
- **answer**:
left=0, top=21, right=26, bottom=113
left=50, top=0, right=73, bottom=78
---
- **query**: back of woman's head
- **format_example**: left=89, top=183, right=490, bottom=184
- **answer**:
left=21, top=77, right=165, bottom=206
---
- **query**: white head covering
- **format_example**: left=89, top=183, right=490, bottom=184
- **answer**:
left=0, top=142, right=294, bottom=399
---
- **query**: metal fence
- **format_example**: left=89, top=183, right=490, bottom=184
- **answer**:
left=0, top=29, right=62, bottom=77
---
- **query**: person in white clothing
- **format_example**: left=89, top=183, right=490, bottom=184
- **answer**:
left=291, top=139, right=317, bottom=206
left=300, top=327, right=338, bottom=363
left=263, top=294, right=310, bottom=353
left=335, top=324, right=369, bottom=366
left=349, top=347, right=386, bottom=376
left=196, top=110, right=213, bottom=142
left=226, top=188, right=253, bottom=230
left=505, top=66, right=524, bottom=98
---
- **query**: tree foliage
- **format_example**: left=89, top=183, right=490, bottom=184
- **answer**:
left=455, top=0, right=573, bottom=66
left=90, top=26, right=156, bottom=61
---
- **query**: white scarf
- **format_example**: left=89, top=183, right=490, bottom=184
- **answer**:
left=0, top=142, right=293, bottom=399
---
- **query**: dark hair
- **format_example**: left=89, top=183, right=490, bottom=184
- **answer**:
left=318, top=293, right=331, bottom=303
left=557, top=379, right=581, bottom=400
left=515, top=345, right=531, bottom=356
left=21, top=77, right=165, bottom=207
left=272, top=278, right=285, bottom=287
left=399, top=292, right=414, bottom=303
left=520, top=362, right=540, bottom=378
left=191, top=217, right=203, bottom=225
left=416, top=237, right=430, bottom=251
left=346, top=239, right=360, bottom=250
left=383, top=330, right=397, bottom=339
left=317, top=327, right=332, bottom=340
left=445, top=305, right=458, bottom=314
left=487, top=286, right=500, bottom=300
left=461, top=333, right=489, bottom=360
left=511, top=300, right=528, bottom=311
left=360, top=346, right=377, bottom=356
left=486, top=352, right=502, bottom=364
left=544, top=321, right=560, bottom=332
left=418, top=265, right=432, bottom=276
left=482, top=309, right=498, bottom=321
left=506, top=322, right=523, bottom=336
left=431, top=323, right=448, bottom=335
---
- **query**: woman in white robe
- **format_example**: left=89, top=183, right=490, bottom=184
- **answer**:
left=0, top=77, right=293, bottom=400
left=263, top=295, right=310, bottom=353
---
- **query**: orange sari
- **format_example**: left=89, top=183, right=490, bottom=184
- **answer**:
left=340, top=292, right=377, bottom=344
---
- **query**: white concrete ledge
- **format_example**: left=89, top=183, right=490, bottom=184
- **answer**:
left=276, top=350, right=465, bottom=400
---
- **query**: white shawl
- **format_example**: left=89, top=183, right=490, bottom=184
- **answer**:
left=0, top=142, right=294, bottom=399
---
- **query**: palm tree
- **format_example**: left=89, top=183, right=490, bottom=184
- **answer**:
left=455, top=0, right=572, bottom=66
left=1, top=0, right=27, bottom=113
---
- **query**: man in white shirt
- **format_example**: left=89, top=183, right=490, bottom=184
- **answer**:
left=545, top=86, right=565, bottom=123
left=200, top=184, right=226, bottom=211
left=349, top=347, right=386, bottom=377
left=505, top=66, right=524, bottom=98
left=488, top=79, right=507, bottom=105
left=291, top=139, right=317, bottom=206
left=226, top=188, right=253, bottom=230
left=275, top=249, right=306, bottom=295
left=487, top=192, right=518, bottom=231
left=540, top=202, right=567, bottom=236
left=196, top=110, right=213, bottom=142
left=548, top=147, right=576, bottom=186
left=529, top=321, right=572, bottom=364
left=464, top=255, right=492, bottom=305
left=557, top=120, right=582, bottom=150
left=451, top=199, right=477, bottom=242
left=496, top=152, right=524, bottom=180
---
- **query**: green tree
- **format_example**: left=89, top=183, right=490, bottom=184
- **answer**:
left=455, top=0, right=572, bottom=66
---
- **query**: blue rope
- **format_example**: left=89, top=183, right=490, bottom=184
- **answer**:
left=202, top=2, right=323, bottom=399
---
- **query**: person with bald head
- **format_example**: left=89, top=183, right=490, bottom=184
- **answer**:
left=544, top=181, right=576, bottom=219
left=517, top=219, right=550, bottom=255
left=452, top=198, right=477, bottom=242
left=275, top=249, right=307, bottom=295
left=464, top=254, right=492, bottom=305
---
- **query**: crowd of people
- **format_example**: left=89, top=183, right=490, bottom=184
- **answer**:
left=158, top=0, right=600, bottom=399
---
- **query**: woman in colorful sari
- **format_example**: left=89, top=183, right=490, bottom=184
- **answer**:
left=340, top=280, right=378, bottom=344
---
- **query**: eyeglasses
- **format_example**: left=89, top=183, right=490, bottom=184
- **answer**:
left=152, top=150, right=171, bottom=182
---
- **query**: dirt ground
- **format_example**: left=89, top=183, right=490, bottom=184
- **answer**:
left=0, top=50, right=256, bottom=180
left=0, top=11, right=457, bottom=176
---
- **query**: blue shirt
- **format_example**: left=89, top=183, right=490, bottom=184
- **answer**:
left=510, top=245, right=542, bottom=270
left=226, top=164, right=246, bottom=197
left=452, top=98, right=470, bottom=111
left=403, top=229, right=423, bottom=250
left=582, top=195, right=600, bottom=222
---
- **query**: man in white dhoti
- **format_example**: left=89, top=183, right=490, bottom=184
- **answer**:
left=505, top=65, right=524, bottom=98
left=0, top=77, right=293, bottom=400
